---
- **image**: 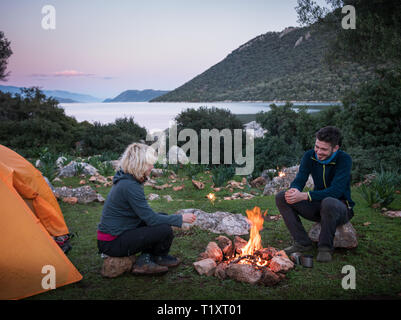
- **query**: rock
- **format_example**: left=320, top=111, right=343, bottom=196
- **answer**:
left=263, top=165, right=314, bottom=196
left=215, top=235, right=234, bottom=257
left=257, top=247, right=278, bottom=260
left=294, top=36, right=303, bottom=47
left=260, top=269, right=280, bottom=286
left=109, top=160, right=120, bottom=170
left=62, top=197, right=78, bottom=205
left=175, top=208, right=250, bottom=236
left=203, top=242, right=223, bottom=263
left=147, top=193, right=160, bottom=201
left=57, top=161, right=98, bottom=178
left=163, top=195, right=173, bottom=202
left=168, top=145, right=189, bottom=164
left=269, top=250, right=294, bottom=273
left=100, top=255, right=136, bottom=278
left=193, top=258, right=217, bottom=276
left=173, top=185, right=185, bottom=191
left=150, top=168, right=164, bottom=178
left=214, top=262, right=228, bottom=280
left=43, top=176, right=55, bottom=192
left=250, top=176, right=267, bottom=188
left=382, top=210, right=401, bottom=218
left=54, top=185, right=103, bottom=204
left=308, top=221, right=358, bottom=248
left=234, top=236, right=248, bottom=254
left=243, top=121, right=267, bottom=138
left=226, top=264, right=263, bottom=285
left=153, top=183, right=171, bottom=190
left=192, top=179, right=205, bottom=190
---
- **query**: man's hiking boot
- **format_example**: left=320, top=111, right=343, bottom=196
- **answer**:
left=284, top=242, right=313, bottom=255
left=131, top=253, right=168, bottom=275
left=316, top=247, right=333, bottom=262
left=152, top=254, right=181, bottom=268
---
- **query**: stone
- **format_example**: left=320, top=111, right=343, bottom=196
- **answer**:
left=150, top=168, right=164, bottom=178
left=54, top=185, right=103, bottom=204
left=100, top=255, right=136, bottom=278
left=175, top=208, right=250, bottom=236
left=226, top=264, right=263, bottom=285
left=204, top=242, right=223, bottom=263
left=308, top=221, right=358, bottom=248
left=57, top=161, right=98, bottom=178
left=260, top=269, right=280, bottom=286
left=234, top=236, right=248, bottom=254
left=214, top=262, right=228, bottom=280
left=192, top=179, right=205, bottom=190
left=382, top=210, right=401, bottom=218
left=147, top=193, right=160, bottom=201
left=193, top=258, right=217, bottom=276
left=62, top=197, right=78, bottom=205
left=173, top=185, right=185, bottom=191
left=257, top=247, right=278, bottom=260
left=168, top=145, right=189, bottom=164
left=215, top=235, right=234, bottom=257
left=263, top=165, right=314, bottom=196
left=243, top=121, right=267, bottom=138
left=269, top=250, right=294, bottom=273
left=163, top=195, right=173, bottom=202
left=250, top=176, right=267, bottom=188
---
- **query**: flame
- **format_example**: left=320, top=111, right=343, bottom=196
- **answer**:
left=207, top=193, right=216, bottom=203
left=241, top=206, right=267, bottom=256
left=278, top=171, right=285, bottom=177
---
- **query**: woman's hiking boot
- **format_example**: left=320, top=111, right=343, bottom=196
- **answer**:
left=152, top=254, right=181, bottom=268
left=131, top=253, right=168, bottom=275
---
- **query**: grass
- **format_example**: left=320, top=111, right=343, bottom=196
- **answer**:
left=28, top=170, right=401, bottom=300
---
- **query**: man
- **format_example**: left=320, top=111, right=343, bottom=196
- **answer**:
left=275, top=126, right=354, bottom=262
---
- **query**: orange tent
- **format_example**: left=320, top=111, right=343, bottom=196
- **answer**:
left=0, top=145, right=82, bottom=300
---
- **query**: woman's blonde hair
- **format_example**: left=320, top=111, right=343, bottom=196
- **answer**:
left=119, top=143, right=157, bottom=181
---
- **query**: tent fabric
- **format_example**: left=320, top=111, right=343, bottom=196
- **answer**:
left=0, top=145, right=82, bottom=300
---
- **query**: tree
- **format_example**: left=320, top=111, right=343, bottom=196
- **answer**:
left=295, top=0, right=401, bottom=66
left=0, top=31, right=12, bottom=81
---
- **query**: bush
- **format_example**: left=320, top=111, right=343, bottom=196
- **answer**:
left=211, top=165, right=236, bottom=187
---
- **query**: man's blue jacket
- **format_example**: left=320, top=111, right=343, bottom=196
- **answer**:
left=290, top=149, right=355, bottom=217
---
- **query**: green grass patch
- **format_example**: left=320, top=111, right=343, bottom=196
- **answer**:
left=28, top=172, right=401, bottom=300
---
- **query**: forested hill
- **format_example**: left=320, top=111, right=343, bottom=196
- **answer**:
left=152, top=26, right=376, bottom=102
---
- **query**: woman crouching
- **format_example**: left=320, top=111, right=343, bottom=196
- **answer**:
left=97, top=142, right=196, bottom=275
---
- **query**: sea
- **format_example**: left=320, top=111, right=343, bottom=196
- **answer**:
left=59, top=101, right=339, bottom=133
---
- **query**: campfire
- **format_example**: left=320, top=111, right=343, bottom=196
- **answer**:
left=193, top=206, right=294, bottom=286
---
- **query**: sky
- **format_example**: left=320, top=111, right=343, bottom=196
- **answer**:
left=0, top=0, right=329, bottom=99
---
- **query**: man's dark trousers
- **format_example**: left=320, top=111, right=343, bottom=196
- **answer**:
left=275, top=191, right=351, bottom=249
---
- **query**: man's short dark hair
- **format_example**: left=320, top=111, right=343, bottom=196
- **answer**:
left=316, top=126, right=342, bottom=147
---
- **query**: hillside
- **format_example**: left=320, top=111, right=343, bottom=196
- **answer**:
left=0, top=85, right=99, bottom=103
left=105, top=89, right=169, bottom=102
left=152, top=26, right=376, bottom=102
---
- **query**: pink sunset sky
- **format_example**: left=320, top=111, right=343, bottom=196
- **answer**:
left=0, top=0, right=329, bottom=99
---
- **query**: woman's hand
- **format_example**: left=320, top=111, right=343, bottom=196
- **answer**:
left=182, top=213, right=196, bottom=224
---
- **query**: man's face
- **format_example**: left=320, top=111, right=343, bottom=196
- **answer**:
left=314, top=139, right=339, bottom=161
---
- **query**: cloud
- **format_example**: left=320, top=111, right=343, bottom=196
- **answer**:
left=30, top=70, right=95, bottom=78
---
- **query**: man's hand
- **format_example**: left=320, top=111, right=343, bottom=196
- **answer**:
left=285, top=188, right=308, bottom=204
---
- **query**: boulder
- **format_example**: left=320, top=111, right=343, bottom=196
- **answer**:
left=168, top=145, right=189, bottom=164
left=263, top=165, right=314, bottom=196
left=175, top=209, right=250, bottom=236
left=226, top=264, right=263, bottom=285
left=54, top=185, right=104, bottom=204
left=100, top=255, right=136, bottom=278
left=57, top=161, right=98, bottom=178
left=193, top=258, right=217, bottom=276
left=214, top=262, right=229, bottom=280
left=308, top=221, right=358, bottom=248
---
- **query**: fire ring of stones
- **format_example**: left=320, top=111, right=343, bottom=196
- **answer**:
left=193, top=235, right=294, bottom=286
left=192, top=206, right=294, bottom=286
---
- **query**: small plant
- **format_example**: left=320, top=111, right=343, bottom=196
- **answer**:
left=37, top=147, right=58, bottom=181
left=75, top=162, right=85, bottom=176
left=358, top=169, right=398, bottom=208
left=211, top=165, right=235, bottom=187
left=98, top=161, right=116, bottom=177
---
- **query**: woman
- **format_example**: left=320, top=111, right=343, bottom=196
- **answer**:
left=97, top=142, right=196, bottom=275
